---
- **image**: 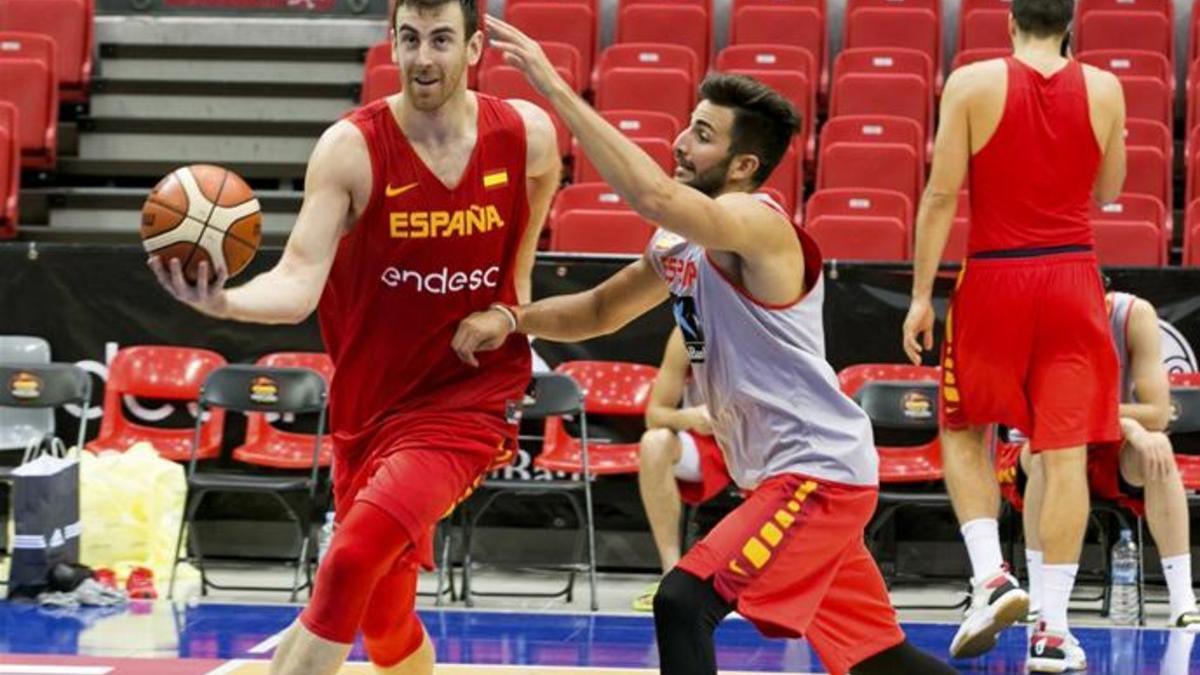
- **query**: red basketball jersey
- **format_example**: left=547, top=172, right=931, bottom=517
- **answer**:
left=968, top=58, right=1101, bottom=254
left=318, top=95, right=532, bottom=440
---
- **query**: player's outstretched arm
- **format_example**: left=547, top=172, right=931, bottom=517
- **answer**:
left=152, top=121, right=367, bottom=323
left=511, top=99, right=562, bottom=304
left=451, top=256, right=669, bottom=366
left=484, top=17, right=787, bottom=257
left=903, top=66, right=973, bottom=365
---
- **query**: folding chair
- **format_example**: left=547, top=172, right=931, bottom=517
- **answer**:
left=458, top=372, right=598, bottom=610
left=168, top=364, right=328, bottom=602
left=0, top=335, right=52, bottom=452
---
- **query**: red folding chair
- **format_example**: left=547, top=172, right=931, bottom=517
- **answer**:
left=1092, top=192, right=1169, bottom=258
left=507, top=2, right=597, bottom=84
left=730, top=5, right=827, bottom=97
left=574, top=136, right=674, bottom=183
left=615, top=3, right=710, bottom=73
left=804, top=188, right=912, bottom=261
left=1167, top=373, right=1200, bottom=494
left=958, top=8, right=1010, bottom=51
left=599, top=110, right=680, bottom=144
left=830, top=71, right=931, bottom=141
left=1077, top=11, right=1172, bottom=63
left=87, top=346, right=228, bottom=462
left=0, top=0, right=92, bottom=102
left=1078, top=49, right=1174, bottom=96
left=594, top=43, right=699, bottom=93
left=817, top=141, right=923, bottom=210
left=0, top=32, right=56, bottom=169
left=595, top=66, right=694, bottom=130
left=844, top=7, right=941, bottom=92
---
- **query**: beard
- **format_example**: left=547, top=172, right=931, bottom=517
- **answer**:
left=407, top=62, right=465, bottom=112
left=680, top=154, right=732, bottom=197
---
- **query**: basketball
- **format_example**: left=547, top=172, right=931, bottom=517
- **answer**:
left=140, top=164, right=262, bottom=284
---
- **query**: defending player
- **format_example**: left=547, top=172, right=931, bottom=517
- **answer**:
left=452, top=18, right=957, bottom=675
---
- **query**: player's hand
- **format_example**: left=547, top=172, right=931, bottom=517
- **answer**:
left=1129, top=429, right=1174, bottom=481
left=485, top=16, right=568, bottom=99
left=148, top=255, right=229, bottom=319
left=452, top=308, right=514, bottom=367
left=685, top=406, right=713, bottom=436
left=902, top=296, right=935, bottom=365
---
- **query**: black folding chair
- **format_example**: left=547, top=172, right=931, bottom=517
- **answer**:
left=167, top=364, right=327, bottom=602
left=456, top=372, right=598, bottom=611
left=0, top=363, right=90, bottom=582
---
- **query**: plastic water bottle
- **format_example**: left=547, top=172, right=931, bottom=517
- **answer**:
left=318, top=511, right=335, bottom=563
left=1110, top=529, right=1139, bottom=626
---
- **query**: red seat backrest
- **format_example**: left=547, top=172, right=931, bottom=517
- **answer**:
left=550, top=209, right=655, bottom=254
left=507, top=3, right=597, bottom=84
left=594, top=43, right=699, bottom=92
left=595, top=66, right=695, bottom=130
left=616, top=4, right=710, bottom=73
left=362, top=64, right=401, bottom=104
left=0, top=0, right=90, bottom=92
left=599, top=110, right=680, bottom=143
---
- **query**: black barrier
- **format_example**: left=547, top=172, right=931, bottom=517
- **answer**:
left=3, top=243, right=1198, bottom=568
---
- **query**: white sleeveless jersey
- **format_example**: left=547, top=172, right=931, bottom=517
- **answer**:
left=1108, top=291, right=1135, bottom=403
left=645, top=194, right=878, bottom=489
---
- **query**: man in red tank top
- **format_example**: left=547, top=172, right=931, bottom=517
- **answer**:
left=901, top=0, right=1126, bottom=670
left=148, top=1, right=561, bottom=672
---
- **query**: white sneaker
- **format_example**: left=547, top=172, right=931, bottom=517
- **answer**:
left=950, top=566, right=1030, bottom=659
left=1027, top=621, right=1087, bottom=672
left=1173, top=610, right=1200, bottom=633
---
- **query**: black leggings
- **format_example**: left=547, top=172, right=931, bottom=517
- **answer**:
left=653, top=569, right=957, bottom=675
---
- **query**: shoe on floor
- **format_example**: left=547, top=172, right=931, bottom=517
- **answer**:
left=93, top=568, right=118, bottom=591
left=126, top=566, right=157, bottom=600
left=632, top=582, right=659, bottom=612
left=1173, top=610, right=1200, bottom=632
left=1026, top=621, right=1086, bottom=672
left=950, top=566, right=1030, bottom=659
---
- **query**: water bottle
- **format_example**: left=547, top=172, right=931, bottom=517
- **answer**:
left=1110, top=529, right=1139, bottom=625
left=318, top=511, right=335, bottom=563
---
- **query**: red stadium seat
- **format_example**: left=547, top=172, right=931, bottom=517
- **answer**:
left=959, top=9, right=1010, bottom=52
left=480, top=63, right=575, bottom=156
left=1186, top=126, right=1200, bottom=208
left=838, top=363, right=943, bottom=483
left=1124, top=145, right=1171, bottom=213
left=1091, top=221, right=1164, bottom=266
left=0, top=101, right=17, bottom=238
left=759, top=142, right=801, bottom=216
left=1078, top=49, right=1174, bottom=95
left=599, top=110, right=680, bottom=144
left=819, top=115, right=924, bottom=158
left=87, top=346, right=228, bottom=462
left=550, top=208, right=655, bottom=254
left=232, top=352, right=334, bottom=470
left=1126, top=118, right=1171, bottom=160
left=0, top=32, right=56, bottom=169
left=1077, top=12, right=1172, bottom=62
left=844, top=8, right=941, bottom=91
left=616, top=4, right=710, bottom=73
left=730, top=6, right=827, bottom=96
left=593, top=43, right=699, bottom=93
left=1187, top=199, right=1200, bottom=266
left=804, top=188, right=911, bottom=261
left=723, top=68, right=814, bottom=165
left=829, top=72, right=931, bottom=140
left=482, top=41, right=584, bottom=93
left=574, top=136, right=674, bottom=182
left=1118, top=76, right=1171, bottom=129
left=952, top=47, right=1010, bottom=70
left=1092, top=193, right=1169, bottom=259
left=538, top=361, right=657, bottom=476
left=0, top=0, right=92, bottom=102
left=507, top=3, right=597, bottom=86
left=551, top=183, right=632, bottom=219
left=818, top=141, right=923, bottom=210
left=834, top=47, right=934, bottom=91
left=595, top=66, right=694, bottom=130
left=361, top=64, right=400, bottom=103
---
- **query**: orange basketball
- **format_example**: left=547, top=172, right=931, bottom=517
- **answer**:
left=140, top=164, right=262, bottom=284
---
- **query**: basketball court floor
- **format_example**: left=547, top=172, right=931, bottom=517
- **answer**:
left=0, top=573, right=1195, bottom=675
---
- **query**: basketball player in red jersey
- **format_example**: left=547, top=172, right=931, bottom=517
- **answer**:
left=452, top=18, right=958, bottom=675
left=901, top=0, right=1126, bottom=670
left=148, top=0, right=560, bottom=672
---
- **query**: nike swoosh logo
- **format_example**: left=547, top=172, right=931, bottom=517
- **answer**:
left=386, top=182, right=419, bottom=197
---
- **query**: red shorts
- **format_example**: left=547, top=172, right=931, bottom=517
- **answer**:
left=997, top=440, right=1145, bottom=516
left=677, top=473, right=904, bottom=675
left=940, top=252, right=1121, bottom=451
left=676, top=431, right=733, bottom=506
left=333, top=411, right=515, bottom=569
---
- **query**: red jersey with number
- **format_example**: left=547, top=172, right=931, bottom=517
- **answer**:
left=968, top=58, right=1101, bottom=254
left=318, top=95, right=532, bottom=443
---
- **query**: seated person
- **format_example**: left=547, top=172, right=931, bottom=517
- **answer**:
left=633, top=327, right=732, bottom=611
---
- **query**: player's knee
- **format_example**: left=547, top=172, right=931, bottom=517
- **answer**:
left=640, top=428, right=676, bottom=469
left=320, top=535, right=385, bottom=587
left=363, top=612, right=425, bottom=669
left=653, top=568, right=701, bottom=622
left=849, top=639, right=957, bottom=675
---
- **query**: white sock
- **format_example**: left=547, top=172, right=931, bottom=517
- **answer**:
left=1041, top=563, right=1078, bottom=634
left=1162, top=554, right=1198, bottom=622
left=1025, top=549, right=1044, bottom=613
left=961, top=518, right=1004, bottom=581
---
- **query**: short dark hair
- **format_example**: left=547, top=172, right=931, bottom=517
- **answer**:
left=391, top=0, right=479, bottom=38
left=1011, top=0, right=1073, bottom=38
left=699, top=73, right=801, bottom=188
